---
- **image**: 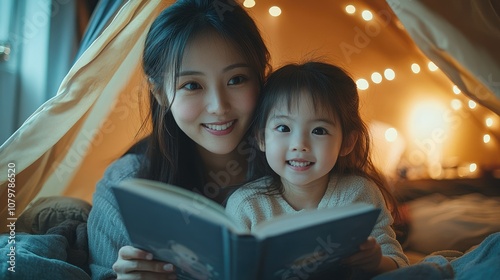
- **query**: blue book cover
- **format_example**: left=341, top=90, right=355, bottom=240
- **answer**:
left=112, top=178, right=381, bottom=280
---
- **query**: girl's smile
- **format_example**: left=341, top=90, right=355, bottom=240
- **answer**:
left=287, top=159, right=314, bottom=171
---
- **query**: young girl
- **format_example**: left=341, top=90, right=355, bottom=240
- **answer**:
left=225, top=61, right=409, bottom=277
left=87, top=0, right=270, bottom=279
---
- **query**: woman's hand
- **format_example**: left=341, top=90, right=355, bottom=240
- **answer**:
left=344, top=237, right=397, bottom=274
left=113, top=245, right=177, bottom=280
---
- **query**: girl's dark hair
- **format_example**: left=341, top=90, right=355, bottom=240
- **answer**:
left=251, top=61, right=400, bottom=220
left=134, top=0, right=271, bottom=190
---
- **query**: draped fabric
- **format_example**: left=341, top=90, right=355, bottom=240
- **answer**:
left=75, top=0, right=124, bottom=61
left=0, top=0, right=174, bottom=228
left=386, top=0, right=500, bottom=115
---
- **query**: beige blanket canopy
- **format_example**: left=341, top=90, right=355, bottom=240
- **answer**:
left=386, top=0, right=500, bottom=114
left=1, top=0, right=499, bottom=226
left=0, top=0, right=172, bottom=225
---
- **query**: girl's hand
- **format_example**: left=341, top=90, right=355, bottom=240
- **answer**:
left=113, top=245, right=177, bottom=280
left=345, top=237, right=397, bottom=274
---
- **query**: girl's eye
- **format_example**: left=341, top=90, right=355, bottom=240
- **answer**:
left=275, top=125, right=290, bottom=132
left=180, top=82, right=202, bottom=91
left=228, top=75, right=247, bottom=85
left=312, top=127, right=328, bottom=135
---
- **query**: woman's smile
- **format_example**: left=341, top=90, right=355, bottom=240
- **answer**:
left=202, top=120, right=236, bottom=136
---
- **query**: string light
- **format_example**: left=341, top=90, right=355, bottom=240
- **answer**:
left=269, top=6, right=281, bottom=17
left=384, top=68, right=395, bottom=80
left=469, top=163, right=477, bottom=173
left=371, top=72, right=382, bottom=84
left=486, top=117, right=493, bottom=127
left=411, top=63, right=420, bottom=74
left=243, top=0, right=255, bottom=8
left=428, top=61, right=439, bottom=71
left=483, top=134, right=491, bottom=144
left=247, top=4, right=495, bottom=180
left=468, top=100, right=477, bottom=109
left=345, top=5, right=356, bottom=14
left=385, top=128, right=398, bottom=142
left=356, top=79, right=369, bottom=90
left=451, top=99, right=462, bottom=110
left=361, top=10, right=373, bottom=21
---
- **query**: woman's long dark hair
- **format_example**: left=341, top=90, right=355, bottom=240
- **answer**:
left=130, top=0, right=270, bottom=190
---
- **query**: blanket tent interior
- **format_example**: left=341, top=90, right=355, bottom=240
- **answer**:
left=1, top=0, right=499, bottom=265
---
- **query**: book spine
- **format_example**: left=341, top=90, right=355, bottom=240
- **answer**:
left=222, top=228, right=232, bottom=280
left=225, top=231, right=258, bottom=280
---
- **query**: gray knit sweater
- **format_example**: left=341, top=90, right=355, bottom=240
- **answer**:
left=87, top=154, right=142, bottom=279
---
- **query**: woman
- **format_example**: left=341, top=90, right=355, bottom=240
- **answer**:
left=87, top=0, right=271, bottom=279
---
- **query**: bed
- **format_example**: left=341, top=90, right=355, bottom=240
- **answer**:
left=394, top=176, right=500, bottom=264
left=0, top=0, right=499, bottom=279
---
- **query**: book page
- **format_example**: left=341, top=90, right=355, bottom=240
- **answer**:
left=253, top=202, right=376, bottom=239
left=117, top=178, right=245, bottom=233
left=114, top=178, right=247, bottom=279
left=255, top=204, right=381, bottom=279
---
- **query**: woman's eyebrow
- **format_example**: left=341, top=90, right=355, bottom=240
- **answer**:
left=177, top=70, right=202, bottom=77
left=177, top=63, right=250, bottom=77
left=223, top=62, right=250, bottom=72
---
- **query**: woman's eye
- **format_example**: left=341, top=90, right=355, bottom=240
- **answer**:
left=312, top=127, right=328, bottom=135
left=275, top=125, right=290, bottom=132
left=228, top=75, right=247, bottom=85
left=181, top=82, right=202, bottom=91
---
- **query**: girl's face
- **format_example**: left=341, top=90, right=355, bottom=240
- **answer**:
left=261, top=92, right=346, bottom=190
left=167, top=31, right=259, bottom=155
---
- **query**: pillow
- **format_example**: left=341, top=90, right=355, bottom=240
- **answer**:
left=405, top=193, right=500, bottom=254
left=17, top=196, right=92, bottom=234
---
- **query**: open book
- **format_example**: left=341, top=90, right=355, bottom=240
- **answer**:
left=112, top=178, right=381, bottom=280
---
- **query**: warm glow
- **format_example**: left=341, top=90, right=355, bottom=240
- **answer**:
left=345, top=5, right=356, bottom=14
left=384, top=68, right=395, bottom=80
left=483, top=134, right=491, bottom=143
left=243, top=0, right=255, bottom=8
left=409, top=101, right=447, bottom=139
left=452, top=85, right=461, bottom=94
left=429, top=162, right=443, bottom=179
left=356, top=79, right=369, bottom=90
left=486, top=117, right=493, bottom=127
left=411, top=63, right=420, bottom=74
left=469, top=163, right=477, bottom=173
left=371, top=72, right=382, bottom=84
left=457, top=167, right=467, bottom=177
left=468, top=100, right=477, bottom=109
left=361, top=10, right=373, bottom=21
left=428, top=61, right=439, bottom=71
left=269, top=6, right=281, bottom=17
left=451, top=99, right=462, bottom=110
left=385, top=128, right=398, bottom=142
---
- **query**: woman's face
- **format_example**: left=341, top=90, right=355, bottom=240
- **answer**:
left=167, top=31, right=259, bottom=155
